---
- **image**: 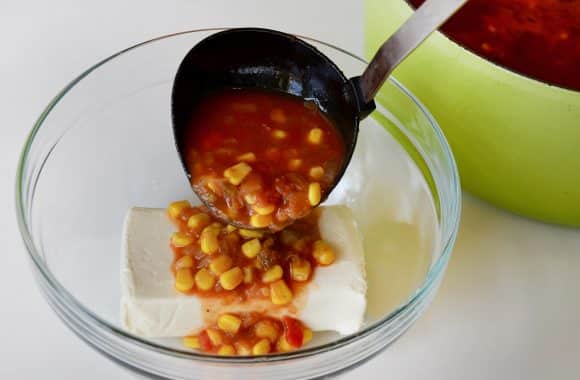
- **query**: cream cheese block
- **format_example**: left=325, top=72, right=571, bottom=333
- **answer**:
left=120, top=206, right=366, bottom=338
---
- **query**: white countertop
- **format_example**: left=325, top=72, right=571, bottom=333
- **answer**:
left=1, top=1, right=579, bottom=379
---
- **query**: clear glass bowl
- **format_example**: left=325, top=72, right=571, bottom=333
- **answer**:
left=16, top=29, right=461, bottom=379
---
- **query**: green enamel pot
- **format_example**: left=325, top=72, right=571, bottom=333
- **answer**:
left=365, top=0, right=580, bottom=227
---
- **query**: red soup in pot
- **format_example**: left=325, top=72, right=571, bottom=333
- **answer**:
left=409, top=0, right=580, bottom=91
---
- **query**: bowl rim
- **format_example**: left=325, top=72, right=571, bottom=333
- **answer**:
left=15, top=28, right=461, bottom=364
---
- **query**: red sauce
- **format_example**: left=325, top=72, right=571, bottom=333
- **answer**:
left=167, top=201, right=331, bottom=355
left=409, top=0, right=580, bottom=91
left=183, top=89, right=345, bottom=231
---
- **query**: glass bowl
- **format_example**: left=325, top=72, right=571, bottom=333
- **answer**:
left=16, top=29, right=461, bottom=379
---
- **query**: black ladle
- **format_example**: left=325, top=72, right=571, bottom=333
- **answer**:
left=172, top=0, right=467, bottom=228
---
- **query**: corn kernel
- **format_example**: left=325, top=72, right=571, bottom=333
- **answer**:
left=307, top=128, right=323, bottom=144
left=220, top=267, right=243, bottom=290
left=288, top=158, right=302, bottom=170
left=309, top=166, right=324, bottom=180
left=183, top=336, right=200, bottom=349
left=236, top=152, right=257, bottom=162
left=302, top=328, right=313, bottom=345
left=168, top=200, right=190, bottom=219
left=206, top=328, right=223, bottom=346
left=252, top=338, right=271, bottom=355
left=308, top=182, right=321, bottom=206
left=194, top=268, right=216, bottom=291
left=175, top=255, right=194, bottom=269
left=200, top=226, right=219, bottom=254
left=250, top=214, right=273, bottom=228
left=270, top=280, right=293, bottom=305
left=253, top=204, right=275, bottom=216
left=254, top=320, right=278, bottom=342
left=224, top=162, right=252, bottom=186
left=187, top=213, right=210, bottom=230
left=171, top=232, right=194, bottom=248
left=244, top=194, right=257, bottom=205
left=270, top=108, right=287, bottom=123
left=209, top=254, right=233, bottom=275
left=217, top=314, right=242, bottom=334
left=225, top=224, right=237, bottom=233
left=312, top=240, right=336, bottom=265
left=175, top=268, right=194, bottom=292
left=272, top=129, right=287, bottom=139
left=243, top=266, right=255, bottom=284
left=276, top=335, right=294, bottom=352
left=262, top=265, right=283, bottom=283
left=241, top=238, right=261, bottom=258
left=239, top=229, right=264, bottom=239
left=235, top=342, right=252, bottom=356
left=217, top=344, right=236, bottom=356
left=290, top=258, right=311, bottom=282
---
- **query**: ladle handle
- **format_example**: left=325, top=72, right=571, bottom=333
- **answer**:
left=359, top=0, right=469, bottom=104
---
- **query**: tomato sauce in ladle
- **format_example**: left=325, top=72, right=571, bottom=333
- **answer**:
left=172, top=0, right=468, bottom=230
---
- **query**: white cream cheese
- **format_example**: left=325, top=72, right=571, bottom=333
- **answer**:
left=120, top=206, right=366, bottom=338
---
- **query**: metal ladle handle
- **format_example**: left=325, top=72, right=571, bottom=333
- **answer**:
left=359, top=0, right=469, bottom=103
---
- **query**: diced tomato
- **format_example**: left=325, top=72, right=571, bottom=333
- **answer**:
left=282, top=316, right=304, bottom=348
left=198, top=330, right=213, bottom=352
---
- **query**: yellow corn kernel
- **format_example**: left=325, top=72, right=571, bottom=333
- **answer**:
left=241, top=238, right=261, bottom=258
left=171, top=232, right=194, bottom=248
left=270, top=280, right=293, bottom=305
left=224, top=162, right=252, bottom=186
left=302, top=328, right=313, bottom=345
left=235, top=342, right=252, bottom=356
left=309, top=166, right=324, bottom=180
left=200, top=226, right=219, bottom=254
left=307, top=128, right=323, bottom=144
left=272, top=129, right=287, bottom=139
left=262, top=265, right=283, bottom=283
left=225, top=224, right=237, bottom=233
left=253, top=204, right=275, bottom=216
left=244, top=194, right=257, bottom=205
left=254, top=320, right=278, bottom=342
left=270, top=108, right=287, bottom=123
left=182, top=336, right=200, bottom=349
left=239, top=229, right=264, bottom=239
left=175, top=255, right=194, bottom=269
left=217, top=344, right=236, bottom=356
left=168, top=200, right=190, bottom=219
left=206, top=328, right=223, bottom=346
left=194, top=268, right=216, bottom=291
left=312, top=240, right=336, bottom=265
left=187, top=213, right=210, bottom=230
left=252, top=338, right=271, bottom=355
left=276, top=335, right=294, bottom=352
left=236, top=152, right=257, bottom=162
left=209, top=254, right=233, bottom=275
left=308, top=182, right=321, bottom=206
left=243, top=266, right=255, bottom=284
left=175, top=268, right=194, bottom=292
left=290, top=258, right=311, bottom=282
left=208, top=221, right=223, bottom=230
left=217, top=314, right=242, bottom=334
left=250, top=214, right=273, bottom=228
left=288, top=158, right=302, bottom=171
left=220, top=267, right=243, bottom=290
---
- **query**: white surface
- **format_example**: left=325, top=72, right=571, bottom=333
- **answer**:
left=121, top=206, right=366, bottom=337
left=1, top=1, right=579, bottom=379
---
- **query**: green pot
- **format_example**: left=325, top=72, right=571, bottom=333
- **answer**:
left=365, top=0, right=580, bottom=227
